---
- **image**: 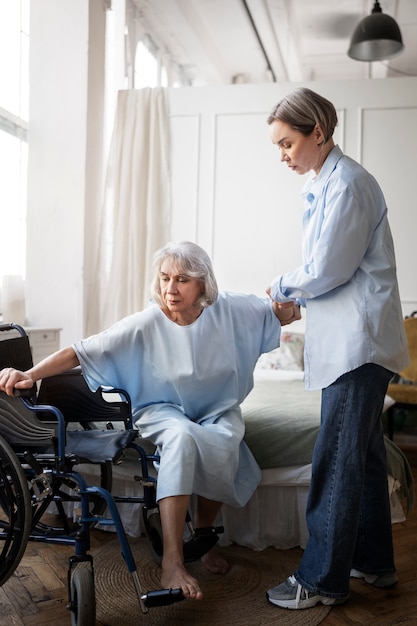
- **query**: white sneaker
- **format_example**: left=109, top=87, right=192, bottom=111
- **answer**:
left=267, top=575, right=349, bottom=610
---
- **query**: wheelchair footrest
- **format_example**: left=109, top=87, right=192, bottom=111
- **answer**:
left=183, top=526, right=223, bottom=563
left=194, top=525, right=224, bottom=537
left=141, top=588, right=184, bottom=608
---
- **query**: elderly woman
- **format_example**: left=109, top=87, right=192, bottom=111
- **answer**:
left=0, top=241, right=299, bottom=600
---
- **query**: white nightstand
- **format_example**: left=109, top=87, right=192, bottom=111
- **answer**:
left=24, top=327, right=61, bottom=365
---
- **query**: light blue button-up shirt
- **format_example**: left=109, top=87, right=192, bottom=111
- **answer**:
left=270, top=145, right=409, bottom=390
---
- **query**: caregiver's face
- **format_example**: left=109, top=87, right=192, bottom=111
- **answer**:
left=269, top=119, right=325, bottom=176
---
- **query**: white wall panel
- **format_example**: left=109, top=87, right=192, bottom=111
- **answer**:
left=212, top=111, right=304, bottom=295
left=170, top=114, right=200, bottom=242
left=361, top=106, right=417, bottom=310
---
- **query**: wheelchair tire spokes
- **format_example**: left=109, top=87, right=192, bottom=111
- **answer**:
left=0, top=435, right=31, bottom=586
left=28, top=461, right=113, bottom=539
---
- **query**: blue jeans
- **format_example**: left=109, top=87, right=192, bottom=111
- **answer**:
left=295, top=363, right=394, bottom=599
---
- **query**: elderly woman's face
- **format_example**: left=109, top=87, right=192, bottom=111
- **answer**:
left=159, top=260, right=203, bottom=317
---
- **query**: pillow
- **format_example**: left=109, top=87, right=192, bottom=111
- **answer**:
left=257, top=332, right=304, bottom=371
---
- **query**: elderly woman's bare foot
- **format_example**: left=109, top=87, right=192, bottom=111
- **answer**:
left=161, top=562, right=204, bottom=600
left=201, top=547, right=229, bottom=574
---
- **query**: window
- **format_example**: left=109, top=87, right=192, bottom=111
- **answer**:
left=0, top=0, right=29, bottom=299
left=134, top=37, right=168, bottom=89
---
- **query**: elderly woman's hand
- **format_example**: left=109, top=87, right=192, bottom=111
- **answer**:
left=266, top=288, right=301, bottom=326
left=0, top=368, right=35, bottom=397
left=273, top=302, right=301, bottom=326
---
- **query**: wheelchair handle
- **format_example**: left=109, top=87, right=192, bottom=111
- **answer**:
left=13, top=387, right=36, bottom=397
left=141, top=588, right=184, bottom=607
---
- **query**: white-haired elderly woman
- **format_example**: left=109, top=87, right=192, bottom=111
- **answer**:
left=0, top=241, right=299, bottom=600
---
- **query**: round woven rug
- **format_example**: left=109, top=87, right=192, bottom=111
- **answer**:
left=93, top=537, right=331, bottom=626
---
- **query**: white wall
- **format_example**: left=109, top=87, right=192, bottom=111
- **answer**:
left=168, top=78, right=417, bottom=329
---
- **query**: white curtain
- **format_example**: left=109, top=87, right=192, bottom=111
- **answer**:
left=86, top=88, right=171, bottom=336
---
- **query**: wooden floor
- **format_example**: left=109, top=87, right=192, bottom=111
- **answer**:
left=1, top=449, right=416, bottom=626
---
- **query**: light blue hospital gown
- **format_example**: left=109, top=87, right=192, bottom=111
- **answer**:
left=73, top=292, right=280, bottom=507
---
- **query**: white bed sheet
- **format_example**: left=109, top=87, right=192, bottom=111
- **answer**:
left=217, top=464, right=405, bottom=551
left=254, top=368, right=304, bottom=382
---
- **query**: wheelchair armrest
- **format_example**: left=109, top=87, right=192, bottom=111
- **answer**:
left=19, top=397, right=67, bottom=466
left=38, top=372, right=134, bottom=430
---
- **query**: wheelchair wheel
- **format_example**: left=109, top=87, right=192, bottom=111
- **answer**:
left=70, top=566, right=96, bottom=626
left=0, top=435, right=31, bottom=586
left=30, top=461, right=112, bottom=539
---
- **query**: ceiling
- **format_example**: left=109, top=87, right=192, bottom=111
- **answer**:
left=129, top=0, right=417, bottom=85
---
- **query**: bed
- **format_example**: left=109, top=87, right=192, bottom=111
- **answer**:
left=76, top=331, right=415, bottom=551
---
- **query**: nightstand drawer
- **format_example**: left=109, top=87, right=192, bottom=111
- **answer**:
left=27, top=329, right=59, bottom=346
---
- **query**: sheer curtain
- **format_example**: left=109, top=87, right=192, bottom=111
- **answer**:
left=85, top=88, right=171, bottom=336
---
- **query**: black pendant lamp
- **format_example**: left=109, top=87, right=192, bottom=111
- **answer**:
left=348, top=0, right=404, bottom=62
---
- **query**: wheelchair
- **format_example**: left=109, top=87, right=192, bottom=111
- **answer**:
left=0, top=323, right=223, bottom=625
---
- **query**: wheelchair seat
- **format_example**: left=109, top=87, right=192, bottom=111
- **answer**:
left=37, top=367, right=138, bottom=463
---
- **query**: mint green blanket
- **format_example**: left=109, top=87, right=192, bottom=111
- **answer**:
left=242, top=378, right=414, bottom=514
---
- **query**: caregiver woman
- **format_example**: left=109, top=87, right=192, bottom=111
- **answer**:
left=265, top=87, right=409, bottom=610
